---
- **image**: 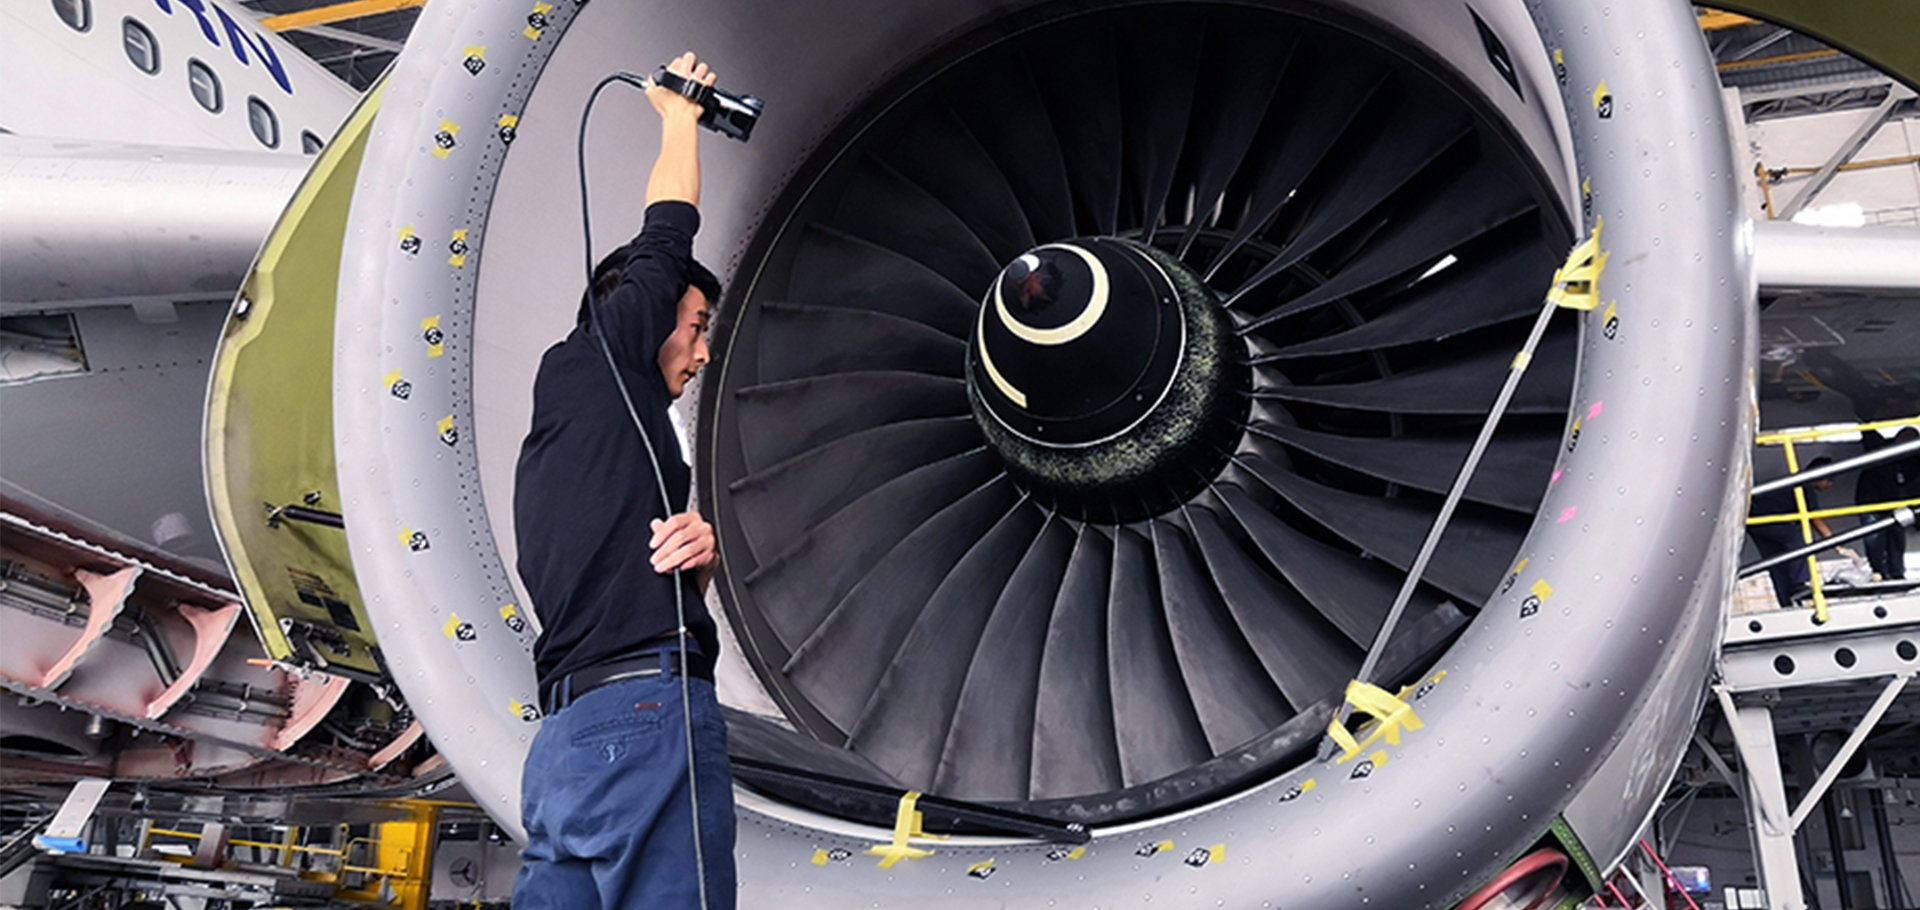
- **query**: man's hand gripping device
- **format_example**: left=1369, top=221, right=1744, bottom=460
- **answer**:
left=650, top=65, right=764, bottom=142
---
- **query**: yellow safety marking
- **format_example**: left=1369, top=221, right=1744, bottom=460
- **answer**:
left=1067, top=846, right=1087, bottom=860
left=499, top=114, right=519, bottom=129
left=259, top=0, right=426, bottom=31
left=1570, top=415, right=1583, bottom=438
left=463, top=46, right=486, bottom=71
left=1547, top=217, right=1608, bottom=310
left=437, top=415, right=456, bottom=441
left=501, top=604, right=520, bottom=621
left=811, top=849, right=830, bottom=866
left=1209, top=844, right=1227, bottom=865
left=1330, top=680, right=1425, bottom=762
left=1301, top=778, right=1318, bottom=793
left=448, top=229, right=469, bottom=268
left=1371, top=749, right=1389, bottom=767
left=400, top=526, right=414, bottom=547
left=1582, top=177, right=1592, bottom=201
left=523, top=2, right=554, bottom=40
left=508, top=698, right=538, bottom=721
left=968, top=859, right=996, bottom=876
left=1530, top=579, right=1555, bottom=601
left=432, top=120, right=460, bottom=160
left=865, top=791, right=941, bottom=869
left=383, top=369, right=403, bottom=389
left=497, top=114, right=520, bottom=143
left=1591, top=80, right=1610, bottom=111
left=398, top=224, right=418, bottom=253
left=1554, top=49, right=1564, bottom=65
left=442, top=614, right=463, bottom=639
left=422, top=315, right=445, bottom=356
left=1602, top=299, right=1619, bottom=330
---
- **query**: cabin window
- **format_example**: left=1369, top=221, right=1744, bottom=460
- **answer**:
left=301, top=131, right=326, bottom=155
left=122, top=19, right=159, bottom=75
left=188, top=59, right=222, bottom=113
left=53, top=0, right=89, bottom=31
left=247, top=97, right=280, bottom=148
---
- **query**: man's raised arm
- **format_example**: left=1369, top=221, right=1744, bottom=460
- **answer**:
left=645, top=52, right=712, bottom=208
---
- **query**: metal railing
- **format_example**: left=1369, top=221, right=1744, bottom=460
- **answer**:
left=1745, top=416, right=1920, bottom=622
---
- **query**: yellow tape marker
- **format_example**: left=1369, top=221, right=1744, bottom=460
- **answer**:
left=523, top=1, right=553, bottom=39
left=1301, top=778, right=1318, bottom=793
left=449, top=229, right=469, bottom=268
left=1547, top=217, right=1608, bottom=310
left=442, top=614, right=463, bottom=639
left=397, top=224, right=419, bottom=254
left=497, top=114, right=520, bottom=143
left=462, top=45, right=486, bottom=74
left=968, top=858, right=996, bottom=877
left=1156, top=839, right=1175, bottom=853
left=1371, top=749, right=1389, bottom=767
left=383, top=369, right=403, bottom=390
left=437, top=415, right=457, bottom=445
left=1209, top=844, right=1227, bottom=865
left=1591, top=80, right=1610, bottom=112
left=1553, top=49, right=1564, bottom=65
left=432, top=119, right=460, bottom=159
left=1329, top=680, right=1425, bottom=762
left=1531, top=579, right=1555, bottom=601
left=810, top=849, right=830, bottom=866
left=865, top=791, right=939, bottom=869
left=1067, top=846, right=1087, bottom=860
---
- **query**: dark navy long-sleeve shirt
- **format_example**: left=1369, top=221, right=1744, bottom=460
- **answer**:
left=515, top=201, right=716, bottom=692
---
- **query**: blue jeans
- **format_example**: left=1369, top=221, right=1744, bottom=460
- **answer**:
left=514, top=675, right=735, bottom=910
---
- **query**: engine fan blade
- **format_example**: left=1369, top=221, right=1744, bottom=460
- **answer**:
left=1175, top=23, right=1300, bottom=259
left=1108, top=525, right=1211, bottom=785
left=1150, top=519, right=1288, bottom=753
left=1243, top=459, right=1525, bottom=604
left=942, top=52, right=1078, bottom=243
left=1028, top=21, right=1125, bottom=235
left=785, top=476, right=1019, bottom=733
left=789, top=225, right=981, bottom=338
left=1116, top=11, right=1205, bottom=232
left=1232, top=157, right=1537, bottom=316
left=1251, top=423, right=1557, bottom=514
left=1257, top=239, right=1556, bottom=358
left=848, top=502, right=1047, bottom=789
left=729, top=417, right=984, bottom=560
left=829, top=157, right=1003, bottom=294
left=1215, top=481, right=1403, bottom=646
left=1184, top=505, right=1357, bottom=710
left=1250, top=325, right=1575, bottom=415
left=756, top=302, right=966, bottom=384
left=744, top=450, right=999, bottom=652
left=1030, top=525, right=1124, bottom=799
left=877, top=104, right=1037, bottom=264
left=733, top=372, right=970, bottom=474
left=1206, top=50, right=1389, bottom=280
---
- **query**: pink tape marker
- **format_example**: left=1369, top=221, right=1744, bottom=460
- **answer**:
left=1558, top=506, right=1578, bottom=523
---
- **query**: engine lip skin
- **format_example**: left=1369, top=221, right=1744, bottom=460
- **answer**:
left=330, top=1, right=1754, bottom=908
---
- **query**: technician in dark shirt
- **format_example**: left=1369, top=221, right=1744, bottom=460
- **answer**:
left=1856, top=427, right=1916, bottom=580
left=512, top=52, right=735, bottom=910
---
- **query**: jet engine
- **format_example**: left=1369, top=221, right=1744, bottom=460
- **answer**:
left=307, top=0, right=1757, bottom=905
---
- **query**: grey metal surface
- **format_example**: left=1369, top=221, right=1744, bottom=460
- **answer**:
left=0, top=137, right=308, bottom=311
left=329, top=0, right=1753, bottom=907
left=1753, top=221, right=1920, bottom=291
left=1723, top=597, right=1920, bottom=691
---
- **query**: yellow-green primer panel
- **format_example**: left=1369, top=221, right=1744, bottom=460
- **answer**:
left=206, top=80, right=387, bottom=678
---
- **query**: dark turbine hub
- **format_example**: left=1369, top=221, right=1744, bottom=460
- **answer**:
left=968, top=238, right=1247, bottom=523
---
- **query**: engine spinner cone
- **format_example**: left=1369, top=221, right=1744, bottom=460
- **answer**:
left=968, top=238, right=1247, bottom=523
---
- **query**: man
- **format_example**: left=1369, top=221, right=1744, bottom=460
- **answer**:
left=1856, top=427, right=1916, bottom=580
left=1747, top=456, right=1834, bottom=607
left=512, top=52, right=734, bottom=910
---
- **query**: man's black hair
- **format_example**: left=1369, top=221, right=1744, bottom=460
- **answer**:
left=577, top=246, right=723, bottom=325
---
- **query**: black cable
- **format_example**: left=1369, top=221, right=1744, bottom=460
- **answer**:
left=576, top=71, right=712, bottom=910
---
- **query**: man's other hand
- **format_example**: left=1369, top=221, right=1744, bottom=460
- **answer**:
left=648, top=52, right=715, bottom=124
left=650, top=511, right=715, bottom=574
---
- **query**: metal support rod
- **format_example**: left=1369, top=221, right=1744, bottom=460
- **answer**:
left=1739, top=508, right=1914, bottom=577
left=1752, top=436, right=1920, bottom=497
left=264, top=503, right=347, bottom=529
left=1717, top=687, right=1805, bottom=910
left=1787, top=672, right=1915, bottom=831
left=1822, top=794, right=1854, bottom=909
left=1776, top=86, right=1914, bottom=220
left=1342, top=299, right=1558, bottom=714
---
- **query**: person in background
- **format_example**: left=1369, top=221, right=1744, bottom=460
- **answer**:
left=1747, top=456, right=1834, bottom=607
left=1856, top=426, right=1916, bottom=580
